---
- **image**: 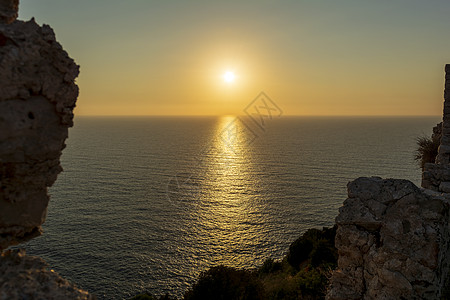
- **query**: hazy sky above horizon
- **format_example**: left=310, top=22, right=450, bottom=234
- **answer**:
left=19, top=0, right=450, bottom=116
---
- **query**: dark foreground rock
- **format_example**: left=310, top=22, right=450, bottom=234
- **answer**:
left=0, top=249, right=93, bottom=299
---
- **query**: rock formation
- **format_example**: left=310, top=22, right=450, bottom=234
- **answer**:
left=0, top=0, right=78, bottom=250
left=423, top=65, right=450, bottom=191
left=328, top=65, right=450, bottom=299
left=327, top=177, right=450, bottom=299
left=0, top=0, right=91, bottom=298
left=0, top=0, right=17, bottom=24
left=0, top=249, right=91, bottom=299
left=436, top=64, right=450, bottom=165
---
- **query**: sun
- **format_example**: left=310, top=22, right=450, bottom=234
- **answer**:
left=223, top=71, right=236, bottom=83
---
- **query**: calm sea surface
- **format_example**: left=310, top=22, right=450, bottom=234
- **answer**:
left=22, top=116, right=440, bottom=299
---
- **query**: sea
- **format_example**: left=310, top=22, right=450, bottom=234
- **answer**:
left=20, top=115, right=440, bottom=299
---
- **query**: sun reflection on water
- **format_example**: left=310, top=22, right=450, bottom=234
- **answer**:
left=189, top=115, right=269, bottom=268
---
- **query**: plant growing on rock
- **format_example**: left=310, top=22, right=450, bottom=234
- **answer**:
left=183, top=266, right=264, bottom=300
left=414, top=122, right=442, bottom=169
left=132, top=226, right=337, bottom=300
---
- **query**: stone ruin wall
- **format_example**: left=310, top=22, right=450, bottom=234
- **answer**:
left=0, top=0, right=92, bottom=298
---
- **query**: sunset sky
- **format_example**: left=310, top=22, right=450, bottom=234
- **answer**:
left=20, top=0, right=450, bottom=116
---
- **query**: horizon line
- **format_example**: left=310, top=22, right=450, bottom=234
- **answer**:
left=74, top=114, right=442, bottom=118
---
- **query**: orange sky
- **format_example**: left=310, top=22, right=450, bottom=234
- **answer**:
left=20, top=0, right=450, bottom=116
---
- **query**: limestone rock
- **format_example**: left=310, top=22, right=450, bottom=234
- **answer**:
left=0, top=4, right=79, bottom=249
left=440, top=181, right=450, bottom=193
left=0, top=1, right=92, bottom=298
left=0, top=18, right=79, bottom=125
left=422, top=163, right=450, bottom=191
left=327, top=177, right=450, bottom=300
left=0, top=249, right=93, bottom=300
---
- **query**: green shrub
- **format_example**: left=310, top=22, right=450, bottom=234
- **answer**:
left=415, top=135, right=440, bottom=169
left=310, top=239, right=337, bottom=268
left=267, top=287, right=299, bottom=300
left=130, top=294, right=156, bottom=300
left=130, top=293, right=175, bottom=300
left=287, top=238, right=313, bottom=270
left=259, top=258, right=282, bottom=275
left=296, top=268, right=328, bottom=298
left=287, top=226, right=337, bottom=270
left=133, top=226, right=337, bottom=300
left=183, top=265, right=264, bottom=300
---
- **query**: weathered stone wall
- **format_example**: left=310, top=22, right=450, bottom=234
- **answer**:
left=327, top=177, right=450, bottom=300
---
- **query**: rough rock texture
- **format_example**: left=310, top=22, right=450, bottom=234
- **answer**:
left=0, top=0, right=18, bottom=24
left=0, top=249, right=93, bottom=299
left=422, top=65, right=450, bottom=191
left=436, top=64, right=450, bottom=165
left=422, top=163, right=450, bottom=192
left=433, top=122, right=443, bottom=144
left=0, top=1, right=92, bottom=298
left=327, top=177, right=450, bottom=300
left=0, top=4, right=79, bottom=249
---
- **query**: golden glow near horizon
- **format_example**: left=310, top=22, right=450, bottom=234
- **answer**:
left=19, top=1, right=450, bottom=116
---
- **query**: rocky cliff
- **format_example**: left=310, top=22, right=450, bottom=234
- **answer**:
left=327, top=177, right=450, bottom=299
left=0, top=0, right=79, bottom=250
left=327, top=65, right=450, bottom=299
left=0, top=0, right=91, bottom=298
left=423, top=65, right=450, bottom=192
left=0, top=249, right=91, bottom=299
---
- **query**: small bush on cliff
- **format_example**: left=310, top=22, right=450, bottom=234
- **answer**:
left=415, top=135, right=440, bottom=169
left=415, top=122, right=442, bottom=169
left=287, top=226, right=337, bottom=270
left=287, top=238, right=313, bottom=270
left=132, top=226, right=337, bottom=300
left=185, top=226, right=337, bottom=300
left=259, top=258, right=282, bottom=275
left=131, top=293, right=175, bottom=300
left=310, top=239, right=337, bottom=268
left=296, top=268, right=328, bottom=298
left=183, top=266, right=264, bottom=300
